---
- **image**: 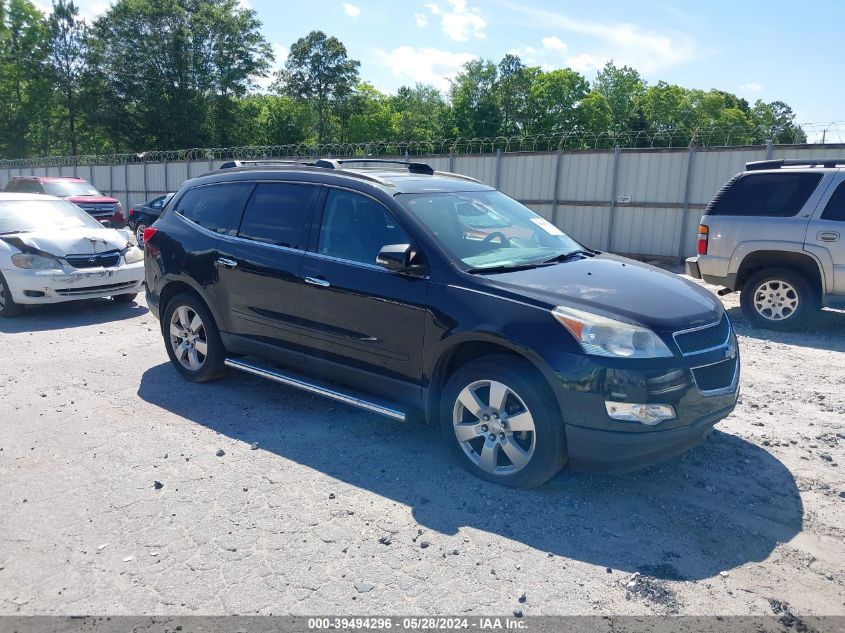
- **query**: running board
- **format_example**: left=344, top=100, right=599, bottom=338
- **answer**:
left=224, top=357, right=406, bottom=422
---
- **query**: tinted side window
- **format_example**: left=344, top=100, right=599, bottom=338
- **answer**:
left=709, top=173, right=822, bottom=217
left=10, top=180, right=42, bottom=194
left=318, top=190, right=410, bottom=265
left=821, top=182, right=845, bottom=222
left=237, top=182, right=318, bottom=248
left=175, top=183, right=251, bottom=234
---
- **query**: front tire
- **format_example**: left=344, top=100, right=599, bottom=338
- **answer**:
left=740, top=268, right=816, bottom=331
left=112, top=292, right=138, bottom=303
left=0, top=272, right=24, bottom=318
left=440, top=355, right=567, bottom=488
left=162, top=292, right=226, bottom=382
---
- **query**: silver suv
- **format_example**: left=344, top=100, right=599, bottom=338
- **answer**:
left=686, top=159, right=844, bottom=330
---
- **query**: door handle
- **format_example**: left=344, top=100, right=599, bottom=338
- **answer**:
left=817, top=231, right=840, bottom=242
left=216, top=257, right=238, bottom=268
left=304, top=276, right=330, bottom=287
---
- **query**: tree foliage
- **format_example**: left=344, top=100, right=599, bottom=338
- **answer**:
left=0, top=0, right=809, bottom=159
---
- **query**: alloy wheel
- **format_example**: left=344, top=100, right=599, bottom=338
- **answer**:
left=169, top=305, right=208, bottom=371
left=0, top=284, right=5, bottom=310
left=135, top=224, right=147, bottom=246
left=452, top=379, right=536, bottom=475
left=753, top=280, right=799, bottom=321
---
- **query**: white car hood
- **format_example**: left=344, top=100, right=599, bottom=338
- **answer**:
left=3, top=227, right=133, bottom=256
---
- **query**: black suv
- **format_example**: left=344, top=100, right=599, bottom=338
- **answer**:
left=144, top=159, right=739, bottom=488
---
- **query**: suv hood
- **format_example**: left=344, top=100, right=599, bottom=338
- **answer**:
left=2, top=227, right=132, bottom=256
left=65, top=195, right=119, bottom=204
left=484, top=254, right=721, bottom=332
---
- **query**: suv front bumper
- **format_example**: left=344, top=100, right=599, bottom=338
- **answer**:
left=546, top=340, right=740, bottom=473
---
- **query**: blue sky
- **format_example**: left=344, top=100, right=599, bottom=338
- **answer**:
left=61, top=0, right=844, bottom=134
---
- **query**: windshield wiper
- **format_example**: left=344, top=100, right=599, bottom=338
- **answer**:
left=466, top=261, right=555, bottom=274
left=0, top=230, right=23, bottom=236
left=541, top=249, right=594, bottom=264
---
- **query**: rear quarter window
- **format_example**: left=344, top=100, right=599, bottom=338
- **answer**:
left=707, top=172, right=822, bottom=217
left=174, top=182, right=252, bottom=234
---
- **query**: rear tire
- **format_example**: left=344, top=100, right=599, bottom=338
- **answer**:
left=162, top=292, right=226, bottom=382
left=0, top=272, right=24, bottom=318
left=112, top=292, right=138, bottom=303
left=440, top=354, right=567, bottom=488
left=740, top=268, right=816, bottom=331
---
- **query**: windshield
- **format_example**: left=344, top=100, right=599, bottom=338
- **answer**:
left=0, top=199, right=105, bottom=234
left=398, top=190, right=585, bottom=270
left=42, top=181, right=102, bottom=197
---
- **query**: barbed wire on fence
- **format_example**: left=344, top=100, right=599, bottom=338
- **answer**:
left=2, top=122, right=844, bottom=169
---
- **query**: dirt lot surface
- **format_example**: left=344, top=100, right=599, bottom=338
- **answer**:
left=1, top=275, right=843, bottom=617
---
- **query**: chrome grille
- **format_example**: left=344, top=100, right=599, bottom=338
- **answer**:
left=76, top=203, right=116, bottom=218
left=674, top=316, right=731, bottom=355
left=65, top=251, right=121, bottom=269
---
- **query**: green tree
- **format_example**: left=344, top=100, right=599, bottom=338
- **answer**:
left=276, top=30, right=360, bottom=145
left=593, top=61, right=646, bottom=135
left=390, top=84, right=448, bottom=141
left=496, top=54, right=532, bottom=135
left=527, top=68, right=590, bottom=135
left=88, top=0, right=272, bottom=151
left=48, top=0, right=86, bottom=155
left=449, top=59, right=501, bottom=138
left=0, top=0, right=52, bottom=157
left=751, top=100, right=806, bottom=144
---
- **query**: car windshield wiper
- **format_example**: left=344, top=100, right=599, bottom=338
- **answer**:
left=541, top=249, right=594, bottom=264
left=0, top=230, right=24, bottom=236
left=466, top=261, right=555, bottom=274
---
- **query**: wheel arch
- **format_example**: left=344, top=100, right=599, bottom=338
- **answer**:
left=425, top=333, right=563, bottom=426
left=158, top=278, right=223, bottom=333
left=735, top=250, right=824, bottom=299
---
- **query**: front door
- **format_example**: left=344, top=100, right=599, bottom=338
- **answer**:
left=299, top=188, right=428, bottom=403
left=805, top=176, right=845, bottom=295
left=214, top=181, right=321, bottom=354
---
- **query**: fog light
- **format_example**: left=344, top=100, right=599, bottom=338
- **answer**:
left=605, top=401, right=675, bottom=426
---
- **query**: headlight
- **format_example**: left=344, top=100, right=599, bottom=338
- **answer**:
left=11, top=253, right=62, bottom=270
left=552, top=306, right=673, bottom=358
left=123, top=246, right=144, bottom=264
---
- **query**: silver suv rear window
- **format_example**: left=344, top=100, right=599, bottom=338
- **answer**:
left=707, top=173, right=822, bottom=217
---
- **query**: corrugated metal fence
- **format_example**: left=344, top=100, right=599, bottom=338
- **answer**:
left=4, top=143, right=844, bottom=259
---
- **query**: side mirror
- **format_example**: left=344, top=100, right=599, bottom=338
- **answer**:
left=377, top=243, right=428, bottom=275
left=100, top=220, right=112, bottom=228
left=376, top=244, right=412, bottom=271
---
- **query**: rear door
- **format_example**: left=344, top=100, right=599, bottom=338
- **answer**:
left=213, top=181, right=321, bottom=353
left=298, top=187, right=428, bottom=403
left=805, top=174, right=845, bottom=295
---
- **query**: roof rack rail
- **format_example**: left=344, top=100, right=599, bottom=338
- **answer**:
left=746, top=159, right=845, bottom=171
left=433, top=170, right=482, bottom=184
left=218, top=159, right=315, bottom=169
left=313, top=158, right=435, bottom=175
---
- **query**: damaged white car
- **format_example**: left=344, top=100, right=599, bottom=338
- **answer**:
left=0, top=193, right=145, bottom=317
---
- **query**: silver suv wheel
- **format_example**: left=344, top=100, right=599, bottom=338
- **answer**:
left=135, top=223, right=147, bottom=246
left=752, top=279, right=799, bottom=321
left=452, top=379, right=536, bottom=476
left=169, top=305, right=208, bottom=370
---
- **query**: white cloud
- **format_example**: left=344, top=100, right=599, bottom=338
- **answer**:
left=426, top=3, right=441, bottom=14
left=376, top=46, right=477, bottom=92
left=414, top=12, right=429, bottom=27
left=500, top=2, right=698, bottom=73
left=438, top=0, right=486, bottom=41
left=541, top=36, right=567, bottom=52
left=343, top=2, right=360, bottom=17
left=739, top=82, right=763, bottom=93
left=567, top=52, right=603, bottom=73
left=75, top=0, right=110, bottom=22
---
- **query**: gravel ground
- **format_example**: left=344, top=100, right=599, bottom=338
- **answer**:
left=0, top=274, right=843, bottom=616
